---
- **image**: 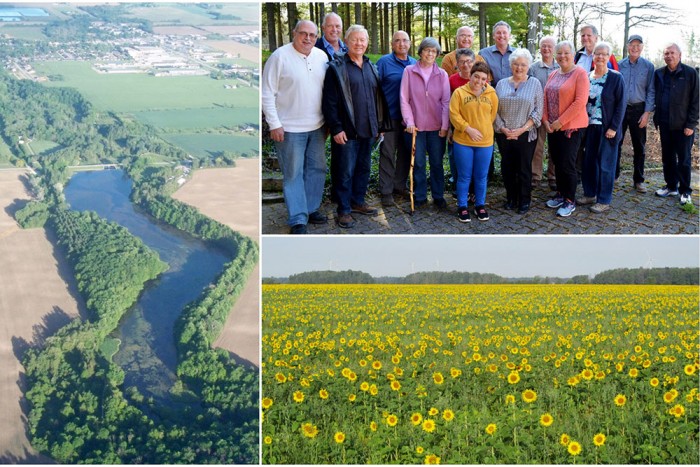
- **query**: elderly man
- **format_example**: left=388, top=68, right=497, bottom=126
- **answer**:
left=375, top=30, right=417, bottom=205
left=529, top=35, right=559, bottom=190
left=441, top=26, right=475, bottom=76
left=574, top=24, right=619, bottom=71
left=262, top=20, right=329, bottom=234
left=323, top=25, right=391, bottom=228
left=315, top=12, right=347, bottom=59
left=616, top=34, right=655, bottom=193
left=653, top=43, right=699, bottom=205
left=478, top=20, right=514, bottom=86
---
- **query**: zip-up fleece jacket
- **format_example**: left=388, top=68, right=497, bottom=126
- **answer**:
left=653, top=62, right=699, bottom=131
left=322, top=53, right=393, bottom=139
left=449, top=83, right=499, bottom=147
left=399, top=63, right=451, bottom=132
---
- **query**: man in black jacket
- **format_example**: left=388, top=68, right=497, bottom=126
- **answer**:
left=653, top=43, right=699, bottom=206
left=315, top=12, right=347, bottom=60
left=322, top=25, right=391, bottom=228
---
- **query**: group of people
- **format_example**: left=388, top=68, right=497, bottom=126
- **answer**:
left=262, top=13, right=699, bottom=233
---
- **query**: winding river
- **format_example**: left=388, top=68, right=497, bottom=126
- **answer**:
left=64, top=169, right=230, bottom=401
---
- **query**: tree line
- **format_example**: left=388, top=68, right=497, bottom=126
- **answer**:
left=266, top=267, right=699, bottom=285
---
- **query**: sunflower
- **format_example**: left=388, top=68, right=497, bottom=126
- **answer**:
left=650, top=377, right=660, bottom=387
left=263, top=435, right=272, bottom=445
left=370, top=421, right=378, bottom=431
left=442, top=409, right=455, bottom=422
left=663, top=389, right=678, bottom=403
left=485, top=423, right=497, bottom=435
left=422, top=419, right=436, bottom=433
left=614, top=394, right=627, bottom=406
left=505, top=394, right=515, bottom=405
left=522, top=389, right=537, bottom=403
left=669, top=404, right=685, bottom=418
left=274, top=372, right=287, bottom=383
left=560, top=433, right=570, bottom=446
left=360, top=382, right=370, bottom=392
left=540, top=413, right=554, bottom=427
left=319, top=389, right=329, bottom=399
left=301, top=422, right=318, bottom=438
left=359, top=359, right=367, bottom=367
left=416, top=446, right=424, bottom=454
left=391, top=380, right=401, bottom=391
left=372, top=360, right=382, bottom=370
left=293, top=391, right=305, bottom=403
left=581, top=369, right=594, bottom=380
left=507, top=371, right=520, bottom=384
left=261, top=397, right=273, bottom=410
left=386, top=414, right=399, bottom=427
left=567, top=441, right=582, bottom=456
left=593, top=433, right=606, bottom=446
left=433, top=372, right=445, bottom=384
left=411, top=413, right=423, bottom=426
left=567, top=376, right=580, bottom=386
left=684, top=364, right=696, bottom=376
left=369, top=384, right=379, bottom=396
left=628, top=368, right=639, bottom=378
left=334, top=431, right=346, bottom=444
left=424, top=454, right=440, bottom=464
left=450, top=367, right=461, bottom=378
left=348, top=394, right=356, bottom=402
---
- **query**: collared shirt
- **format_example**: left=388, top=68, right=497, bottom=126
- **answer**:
left=576, top=49, right=594, bottom=72
left=658, top=66, right=681, bottom=125
left=320, top=35, right=347, bottom=59
left=528, top=59, right=559, bottom=89
left=478, top=45, right=515, bottom=85
left=376, top=52, right=417, bottom=120
left=346, top=55, right=379, bottom=139
left=261, top=43, right=329, bottom=132
left=494, top=76, right=543, bottom=142
left=618, top=56, right=655, bottom=112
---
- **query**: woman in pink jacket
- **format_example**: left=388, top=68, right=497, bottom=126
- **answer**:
left=400, top=37, right=451, bottom=209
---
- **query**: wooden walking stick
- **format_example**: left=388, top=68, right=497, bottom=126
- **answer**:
left=410, top=129, right=417, bottom=215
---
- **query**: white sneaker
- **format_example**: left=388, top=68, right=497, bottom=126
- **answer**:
left=655, top=187, right=678, bottom=197
left=680, top=193, right=692, bottom=205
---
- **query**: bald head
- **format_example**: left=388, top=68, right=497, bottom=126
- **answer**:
left=392, top=30, right=410, bottom=59
left=456, top=26, right=474, bottom=49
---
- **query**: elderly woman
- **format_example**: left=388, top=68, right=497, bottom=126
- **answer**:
left=579, top=42, right=626, bottom=213
left=400, top=37, right=451, bottom=209
left=543, top=40, right=591, bottom=217
left=449, top=61, right=499, bottom=222
left=494, top=48, right=543, bottom=214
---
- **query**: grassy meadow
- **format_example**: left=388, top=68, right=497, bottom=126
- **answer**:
left=163, top=133, right=258, bottom=159
left=262, top=284, right=699, bottom=464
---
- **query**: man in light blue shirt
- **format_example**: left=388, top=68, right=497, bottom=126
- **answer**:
left=617, top=34, right=655, bottom=192
left=314, top=12, right=348, bottom=60
left=478, top=20, right=514, bottom=86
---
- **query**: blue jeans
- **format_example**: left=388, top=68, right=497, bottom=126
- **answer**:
left=274, top=127, right=327, bottom=226
left=335, top=137, right=375, bottom=215
left=583, top=125, right=617, bottom=204
left=454, top=143, right=493, bottom=207
left=406, top=130, right=445, bottom=202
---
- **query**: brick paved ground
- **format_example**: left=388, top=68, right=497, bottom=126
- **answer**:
left=263, top=168, right=699, bottom=235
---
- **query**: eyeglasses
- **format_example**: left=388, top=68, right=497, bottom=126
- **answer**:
left=594, top=52, right=610, bottom=57
left=296, top=31, right=317, bottom=39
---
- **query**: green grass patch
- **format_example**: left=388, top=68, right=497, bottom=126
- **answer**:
left=125, top=3, right=257, bottom=25
left=29, top=139, right=61, bottom=155
left=162, top=133, right=258, bottom=159
left=0, top=25, right=48, bottom=40
left=99, top=337, right=121, bottom=362
left=34, top=61, right=257, bottom=112
left=133, top=106, right=258, bottom=130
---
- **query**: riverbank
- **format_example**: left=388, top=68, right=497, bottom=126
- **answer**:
left=173, top=159, right=260, bottom=366
left=0, top=170, right=84, bottom=463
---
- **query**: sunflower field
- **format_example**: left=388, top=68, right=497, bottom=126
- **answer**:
left=261, top=284, right=699, bottom=464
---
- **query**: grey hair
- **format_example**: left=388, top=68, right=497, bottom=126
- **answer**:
left=509, top=48, right=533, bottom=65
left=322, top=12, right=342, bottom=28
left=539, top=35, right=556, bottom=47
left=580, top=24, right=598, bottom=36
left=455, top=48, right=475, bottom=61
left=555, top=40, right=575, bottom=54
left=418, top=37, right=442, bottom=57
left=345, top=24, right=368, bottom=41
left=456, top=26, right=474, bottom=39
left=493, top=20, right=511, bottom=34
left=293, top=19, right=318, bottom=36
left=664, top=42, right=682, bottom=54
left=593, top=41, right=612, bottom=56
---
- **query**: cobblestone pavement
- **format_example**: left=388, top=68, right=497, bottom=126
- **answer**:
left=263, top=169, right=699, bottom=235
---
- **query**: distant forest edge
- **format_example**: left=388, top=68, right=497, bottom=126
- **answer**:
left=4, top=53, right=259, bottom=462
left=265, top=267, right=700, bottom=285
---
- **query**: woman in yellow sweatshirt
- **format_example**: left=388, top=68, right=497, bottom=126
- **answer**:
left=449, top=61, right=499, bottom=222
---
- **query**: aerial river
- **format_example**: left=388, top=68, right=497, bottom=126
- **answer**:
left=64, top=169, right=230, bottom=401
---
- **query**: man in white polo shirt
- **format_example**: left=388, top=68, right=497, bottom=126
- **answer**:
left=262, top=20, right=329, bottom=234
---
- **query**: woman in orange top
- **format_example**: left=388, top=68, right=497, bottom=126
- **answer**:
left=542, top=40, right=590, bottom=217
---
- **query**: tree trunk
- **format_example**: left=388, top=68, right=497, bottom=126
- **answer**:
left=287, top=3, right=298, bottom=43
left=331, top=2, right=338, bottom=14
left=623, top=2, right=631, bottom=58
left=438, top=3, right=443, bottom=51
left=266, top=3, right=277, bottom=51
left=397, top=2, right=403, bottom=32
left=354, top=3, right=362, bottom=25
left=343, top=3, right=351, bottom=30
left=371, top=3, right=378, bottom=54
left=276, top=3, right=284, bottom=46
left=405, top=2, right=412, bottom=40
left=479, top=3, right=487, bottom=48
left=526, top=3, right=540, bottom=55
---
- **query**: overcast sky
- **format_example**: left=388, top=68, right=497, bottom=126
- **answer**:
left=262, top=236, right=699, bottom=278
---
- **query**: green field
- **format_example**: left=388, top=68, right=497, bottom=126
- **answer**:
left=0, top=25, right=48, bottom=40
left=126, top=3, right=257, bottom=25
left=163, top=133, right=258, bottom=158
left=133, top=106, right=257, bottom=130
left=30, top=139, right=61, bottom=155
left=33, top=61, right=257, bottom=113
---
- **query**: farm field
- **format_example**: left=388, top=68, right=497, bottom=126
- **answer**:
left=262, top=284, right=700, bottom=464
left=0, top=25, right=48, bottom=40
left=134, top=106, right=258, bottom=130
left=162, top=133, right=258, bottom=159
left=0, top=170, right=84, bottom=463
left=126, top=3, right=257, bottom=25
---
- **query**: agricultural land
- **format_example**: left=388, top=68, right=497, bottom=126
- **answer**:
left=262, top=284, right=699, bottom=464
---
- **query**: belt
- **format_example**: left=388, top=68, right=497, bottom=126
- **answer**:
left=627, top=102, right=645, bottom=109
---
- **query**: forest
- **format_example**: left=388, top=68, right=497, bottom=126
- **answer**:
left=6, top=62, right=259, bottom=462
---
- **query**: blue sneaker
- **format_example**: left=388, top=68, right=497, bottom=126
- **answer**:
left=546, top=196, right=564, bottom=208
left=556, top=200, right=576, bottom=217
